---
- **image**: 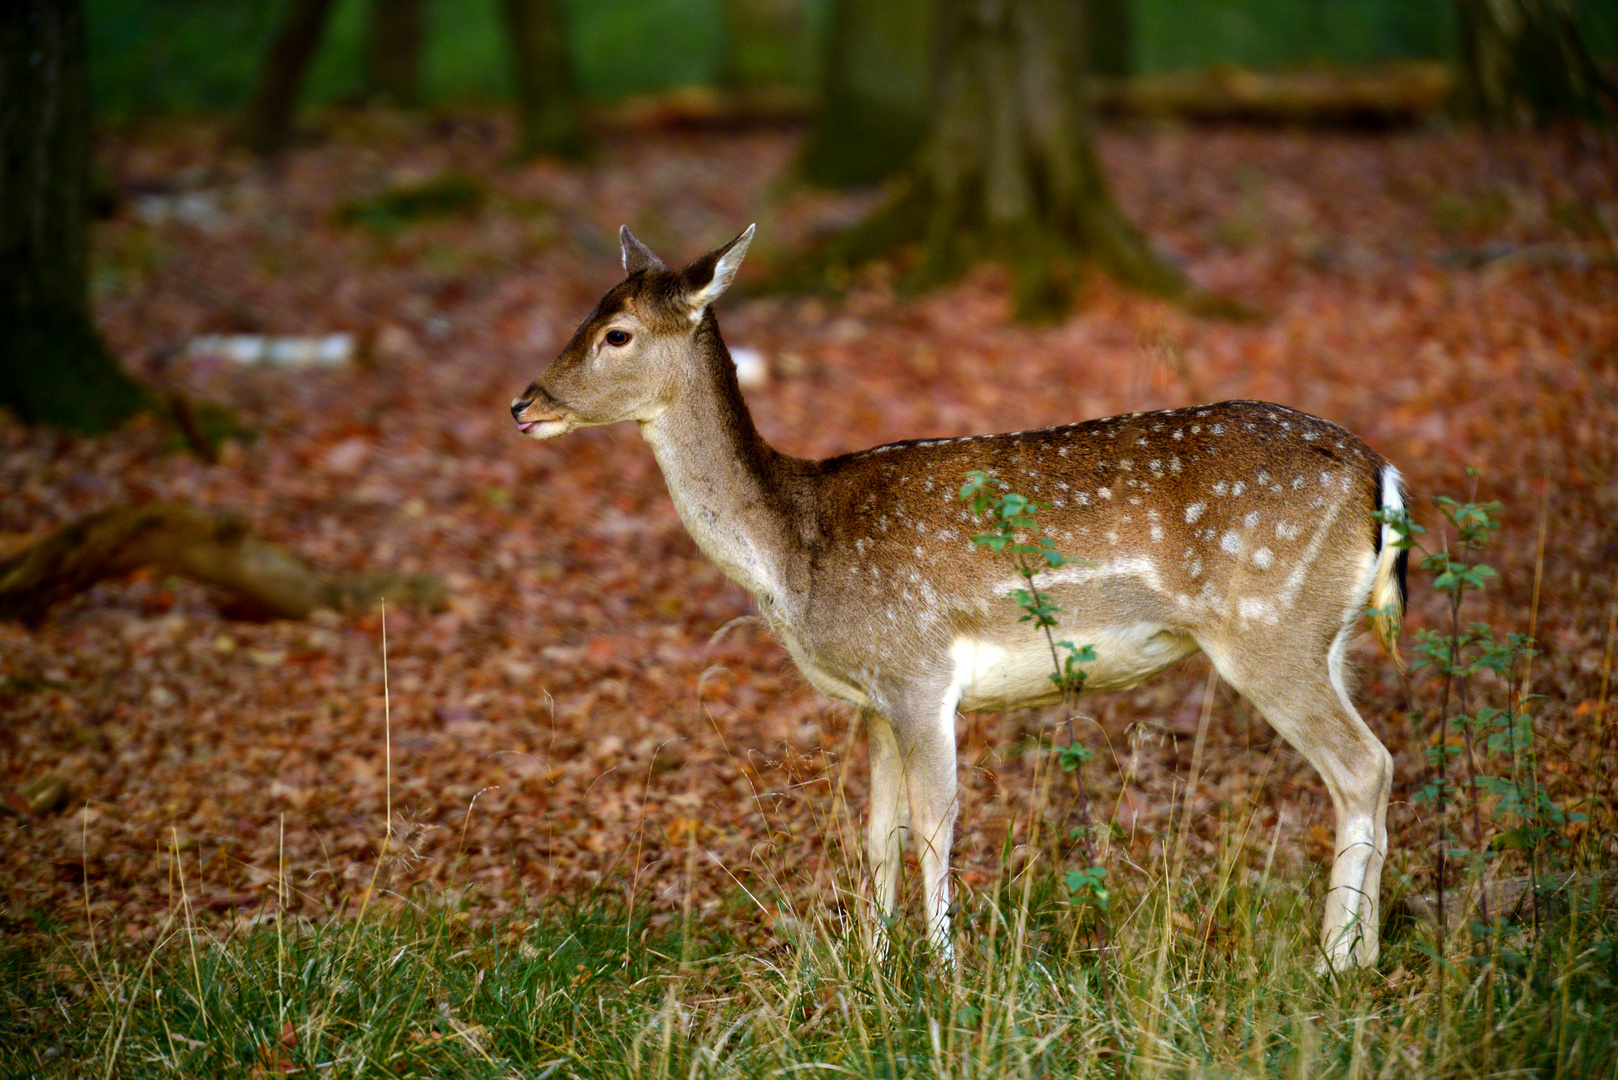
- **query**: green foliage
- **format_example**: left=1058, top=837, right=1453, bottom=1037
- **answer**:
left=86, top=0, right=1617, bottom=119
left=86, top=0, right=755, bottom=117
left=1378, top=473, right=1599, bottom=1003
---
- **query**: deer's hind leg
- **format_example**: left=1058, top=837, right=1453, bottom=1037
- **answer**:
left=1200, top=625, right=1393, bottom=971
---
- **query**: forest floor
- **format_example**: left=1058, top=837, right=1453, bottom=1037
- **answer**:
left=2, top=112, right=1615, bottom=953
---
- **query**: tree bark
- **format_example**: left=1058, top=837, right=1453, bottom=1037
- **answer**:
left=797, top=0, right=936, bottom=188
left=1453, top=0, right=1615, bottom=126
left=368, top=0, right=426, bottom=106
left=0, top=504, right=444, bottom=626
left=0, top=0, right=146, bottom=433
left=502, top=0, right=588, bottom=159
left=817, top=0, right=1184, bottom=318
left=237, top=0, right=340, bottom=159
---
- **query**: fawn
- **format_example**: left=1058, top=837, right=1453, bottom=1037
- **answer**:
left=512, top=226, right=1405, bottom=970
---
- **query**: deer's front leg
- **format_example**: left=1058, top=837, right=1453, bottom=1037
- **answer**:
left=892, top=690, right=962, bottom=966
left=864, top=709, right=908, bottom=952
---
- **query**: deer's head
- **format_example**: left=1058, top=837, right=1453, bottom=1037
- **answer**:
left=511, top=225, right=754, bottom=439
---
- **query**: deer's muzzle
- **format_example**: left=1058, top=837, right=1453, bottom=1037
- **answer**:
left=510, top=390, right=575, bottom=439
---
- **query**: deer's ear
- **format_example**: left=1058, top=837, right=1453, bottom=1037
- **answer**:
left=677, top=224, right=754, bottom=322
left=620, top=226, right=667, bottom=274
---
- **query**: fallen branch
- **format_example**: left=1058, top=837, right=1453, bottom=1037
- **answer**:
left=0, top=503, right=443, bottom=625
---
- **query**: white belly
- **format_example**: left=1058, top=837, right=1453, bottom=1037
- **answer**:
left=950, top=624, right=1198, bottom=713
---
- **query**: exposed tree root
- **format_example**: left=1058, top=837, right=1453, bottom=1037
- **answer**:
left=0, top=503, right=444, bottom=626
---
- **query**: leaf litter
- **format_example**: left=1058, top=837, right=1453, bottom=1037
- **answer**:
left=1, top=113, right=1615, bottom=951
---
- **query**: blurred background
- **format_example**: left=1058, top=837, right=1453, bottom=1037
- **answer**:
left=3, top=2, right=1617, bottom=1044
left=84, top=0, right=1615, bottom=118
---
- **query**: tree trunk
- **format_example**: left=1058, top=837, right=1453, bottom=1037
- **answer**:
left=1453, top=0, right=1615, bottom=126
left=797, top=0, right=937, bottom=188
left=237, top=0, right=339, bottom=159
left=368, top=0, right=426, bottom=106
left=720, top=0, right=813, bottom=92
left=0, top=0, right=146, bottom=433
left=1085, top=0, right=1133, bottom=79
left=502, top=0, right=588, bottom=159
left=820, top=0, right=1184, bottom=318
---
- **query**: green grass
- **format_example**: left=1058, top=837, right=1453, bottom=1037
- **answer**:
left=5, top=841, right=1614, bottom=1078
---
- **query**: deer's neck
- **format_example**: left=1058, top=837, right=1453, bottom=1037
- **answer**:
left=638, top=326, right=804, bottom=606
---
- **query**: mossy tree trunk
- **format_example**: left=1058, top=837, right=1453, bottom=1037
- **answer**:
left=827, top=0, right=1184, bottom=318
left=367, top=0, right=426, bottom=106
left=237, top=0, right=339, bottom=159
left=797, top=0, right=937, bottom=188
left=1085, top=0, right=1133, bottom=79
left=0, top=0, right=146, bottom=433
left=502, top=0, right=588, bottom=159
left=1453, top=0, right=1615, bottom=126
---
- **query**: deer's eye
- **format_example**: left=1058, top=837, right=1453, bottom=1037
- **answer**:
left=604, top=329, right=632, bottom=347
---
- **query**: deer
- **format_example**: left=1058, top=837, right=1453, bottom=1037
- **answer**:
left=511, top=225, right=1407, bottom=972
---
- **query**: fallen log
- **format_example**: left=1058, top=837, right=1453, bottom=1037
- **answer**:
left=1093, top=62, right=1455, bottom=126
left=591, top=62, right=1458, bottom=134
left=0, top=503, right=443, bottom=625
left=1389, top=871, right=1618, bottom=941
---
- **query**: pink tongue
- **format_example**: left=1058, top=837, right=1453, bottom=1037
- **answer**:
left=518, top=421, right=536, bottom=433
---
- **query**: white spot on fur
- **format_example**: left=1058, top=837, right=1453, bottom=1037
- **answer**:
left=1252, top=546, right=1274, bottom=570
left=1239, top=597, right=1278, bottom=624
left=1221, top=531, right=1243, bottom=556
left=1185, top=502, right=1205, bottom=523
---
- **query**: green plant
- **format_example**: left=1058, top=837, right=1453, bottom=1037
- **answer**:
left=958, top=472, right=1109, bottom=921
left=1376, top=474, right=1600, bottom=1067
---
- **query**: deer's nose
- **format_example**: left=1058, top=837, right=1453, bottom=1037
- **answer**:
left=510, top=399, right=531, bottom=422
